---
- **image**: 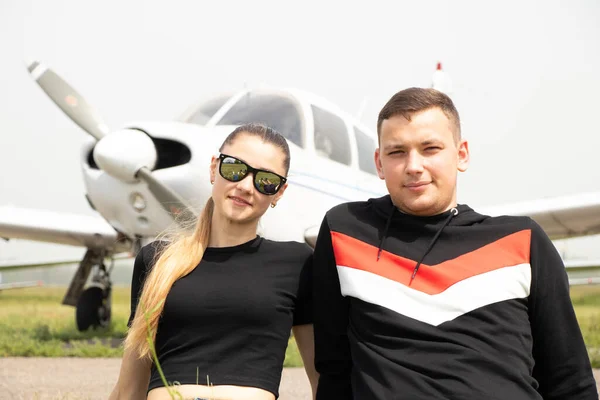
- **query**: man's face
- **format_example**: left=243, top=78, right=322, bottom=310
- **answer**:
left=375, top=107, right=469, bottom=216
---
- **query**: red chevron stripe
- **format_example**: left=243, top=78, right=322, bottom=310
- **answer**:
left=331, top=230, right=531, bottom=295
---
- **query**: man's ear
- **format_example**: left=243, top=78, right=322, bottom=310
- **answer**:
left=374, top=148, right=385, bottom=180
left=457, top=140, right=470, bottom=172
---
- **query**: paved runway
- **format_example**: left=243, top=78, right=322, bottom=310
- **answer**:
left=1, top=357, right=599, bottom=399
left=0, top=358, right=310, bottom=400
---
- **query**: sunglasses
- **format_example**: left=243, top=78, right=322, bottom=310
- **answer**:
left=218, top=154, right=287, bottom=195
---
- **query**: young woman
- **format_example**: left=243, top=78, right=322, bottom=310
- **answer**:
left=109, top=123, right=317, bottom=400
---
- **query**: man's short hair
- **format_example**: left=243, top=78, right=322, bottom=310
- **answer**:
left=377, top=88, right=461, bottom=143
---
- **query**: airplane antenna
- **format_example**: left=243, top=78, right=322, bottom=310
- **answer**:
left=431, top=61, right=452, bottom=95
left=356, top=96, right=369, bottom=120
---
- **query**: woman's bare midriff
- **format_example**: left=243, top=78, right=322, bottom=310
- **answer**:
left=147, top=384, right=276, bottom=400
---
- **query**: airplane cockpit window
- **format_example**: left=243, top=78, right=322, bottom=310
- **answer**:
left=354, top=127, right=377, bottom=175
left=217, top=93, right=304, bottom=147
left=311, top=106, right=351, bottom=166
left=186, top=94, right=231, bottom=125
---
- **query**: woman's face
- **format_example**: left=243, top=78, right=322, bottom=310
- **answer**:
left=209, top=133, right=288, bottom=225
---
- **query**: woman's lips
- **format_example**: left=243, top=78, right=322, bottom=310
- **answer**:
left=229, top=196, right=252, bottom=206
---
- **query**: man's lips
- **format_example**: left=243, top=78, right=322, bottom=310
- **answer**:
left=229, top=196, right=252, bottom=206
left=404, top=182, right=431, bottom=190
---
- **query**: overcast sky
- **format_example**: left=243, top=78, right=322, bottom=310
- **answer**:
left=1, top=0, right=599, bottom=263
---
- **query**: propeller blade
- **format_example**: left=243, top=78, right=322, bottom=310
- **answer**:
left=136, top=167, right=197, bottom=224
left=27, top=60, right=109, bottom=140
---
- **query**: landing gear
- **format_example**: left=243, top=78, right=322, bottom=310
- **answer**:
left=63, top=248, right=113, bottom=331
left=76, top=286, right=111, bottom=330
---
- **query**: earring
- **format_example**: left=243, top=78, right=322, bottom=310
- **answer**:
left=210, top=180, right=214, bottom=185
left=271, top=203, right=276, bottom=208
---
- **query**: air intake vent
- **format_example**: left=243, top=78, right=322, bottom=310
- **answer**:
left=87, top=147, right=99, bottom=169
left=153, top=137, right=192, bottom=170
left=85, top=130, right=191, bottom=171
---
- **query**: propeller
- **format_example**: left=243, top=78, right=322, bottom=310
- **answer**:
left=137, top=167, right=197, bottom=222
left=26, top=60, right=197, bottom=223
left=27, top=61, right=109, bottom=140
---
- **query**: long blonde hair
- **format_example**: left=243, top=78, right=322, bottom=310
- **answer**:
left=125, top=197, right=214, bottom=359
left=124, top=123, right=290, bottom=359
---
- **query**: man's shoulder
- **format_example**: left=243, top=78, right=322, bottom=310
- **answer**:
left=327, top=200, right=367, bottom=216
left=480, top=213, right=533, bottom=228
left=326, top=196, right=387, bottom=219
left=456, top=203, right=536, bottom=232
left=472, top=210, right=538, bottom=241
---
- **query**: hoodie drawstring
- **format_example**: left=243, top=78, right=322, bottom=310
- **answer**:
left=409, top=207, right=458, bottom=286
left=377, top=207, right=396, bottom=261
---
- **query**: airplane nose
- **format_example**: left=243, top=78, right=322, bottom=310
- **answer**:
left=93, top=129, right=157, bottom=182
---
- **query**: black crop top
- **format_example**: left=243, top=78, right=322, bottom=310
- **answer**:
left=128, top=236, right=313, bottom=398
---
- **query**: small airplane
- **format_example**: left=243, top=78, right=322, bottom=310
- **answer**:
left=1, top=61, right=599, bottom=331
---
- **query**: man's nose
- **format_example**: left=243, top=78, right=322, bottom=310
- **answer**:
left=406, top=151, right=425, bottom=174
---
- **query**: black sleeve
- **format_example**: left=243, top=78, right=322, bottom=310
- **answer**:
left=293, top=248, right=314, bottom=326
left=127, top=242, right=158, bottom=327
left=313, top=215, right=353, bottom=400
left=528, top=220, right=598, bottom=400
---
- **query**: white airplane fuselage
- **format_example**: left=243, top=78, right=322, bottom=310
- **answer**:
left=81, top=88, right=387, bottom=246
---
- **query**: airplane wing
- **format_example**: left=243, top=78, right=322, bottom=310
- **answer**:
left=563, top=259, right=600, bottom=286
left=0, top=206, right=130, bottom=253
left=479, top=191, right=600, bottom=240
left=302, top=191, right=600, bottom=248
left=564, top=259, right=600, bottom=270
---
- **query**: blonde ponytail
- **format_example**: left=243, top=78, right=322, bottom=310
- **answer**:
left=124, top=198, right=215, bottom=359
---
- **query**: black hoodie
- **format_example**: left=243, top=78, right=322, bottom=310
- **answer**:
left=313, top=195, right=597, bottom=400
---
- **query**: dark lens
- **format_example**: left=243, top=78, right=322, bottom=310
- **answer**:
left=255, top=171, right=283, bottom=195
left=220, top=156, right=248, bottom=182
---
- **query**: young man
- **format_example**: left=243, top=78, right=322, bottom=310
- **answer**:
left=312, top=88, right=597, bottom=399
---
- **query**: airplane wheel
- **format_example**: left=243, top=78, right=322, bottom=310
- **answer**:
left=76, top=286, right=111, bottom=331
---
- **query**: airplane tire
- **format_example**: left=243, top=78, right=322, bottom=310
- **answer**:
left=76, top=286, right=111, bottom=331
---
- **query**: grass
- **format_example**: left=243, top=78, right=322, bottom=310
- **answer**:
left=571, top=285, right=600, bottom=367
left=2, top=285, right=600, bottom=368
left=0, top=286, right=303, bottom=366
left=0, top=287, right=129, bottom=357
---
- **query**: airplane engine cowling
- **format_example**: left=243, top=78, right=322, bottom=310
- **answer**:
left=93, top=128, right=157, bottom=182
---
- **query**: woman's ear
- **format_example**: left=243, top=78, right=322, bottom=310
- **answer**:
left=270, top=182, right=289, bottom=207
left=210, top=156, right=218, bottom=183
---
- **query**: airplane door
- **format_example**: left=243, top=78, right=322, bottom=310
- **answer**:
left=353, top=126, right=386, bottom=195
left=307, top=106, right=361, bottom=202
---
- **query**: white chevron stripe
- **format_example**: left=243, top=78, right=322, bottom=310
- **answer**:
left=337, top=263, right=531, bottom=326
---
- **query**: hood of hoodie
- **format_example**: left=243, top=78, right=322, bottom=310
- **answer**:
left=368, top=195, right=487, bottom=228
left=367, top=195, right=489, bottom=283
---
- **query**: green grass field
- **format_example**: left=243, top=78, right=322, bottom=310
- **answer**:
left=1, top=285, right=599, bottom=367
left=0, top=287, right=302, bottom=366
left=570, top=285, right=600, bottom=367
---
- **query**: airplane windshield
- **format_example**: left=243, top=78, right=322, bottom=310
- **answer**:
left=186, top=94, right=231, bottom=125
left=216, top=93, right=304, bottom=147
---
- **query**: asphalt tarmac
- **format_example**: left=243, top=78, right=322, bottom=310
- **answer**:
left=0, top=358, right=310, bottom=400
